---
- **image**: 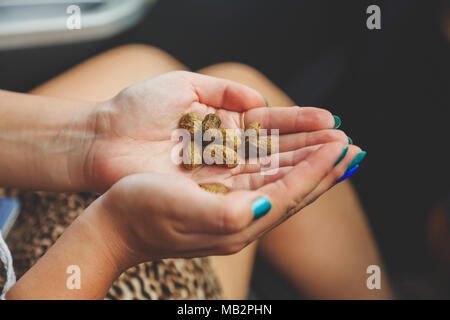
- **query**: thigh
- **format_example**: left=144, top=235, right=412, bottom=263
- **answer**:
left=199, top=62, right=294, bottom=107
left=31, top=44, right=186, bottom=100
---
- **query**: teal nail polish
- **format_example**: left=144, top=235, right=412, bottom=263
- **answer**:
left=348, top=136, right=353, bottom=145
left=334, top=146, right=349, bottom=167
left=264, top=97, right=270, bottom=107
left=252, top=197, right=271, bottom=219
left=346, top=151, right=367, bottom=172
left=333, top=115, right=341, bottom=129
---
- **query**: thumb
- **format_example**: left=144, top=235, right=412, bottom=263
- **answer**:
left=182, top=71, right=266, bottom=112
left=178, top=186, right=272, bottom=235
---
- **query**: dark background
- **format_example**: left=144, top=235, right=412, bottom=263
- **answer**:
left=0, top=0, right=449, bottom=298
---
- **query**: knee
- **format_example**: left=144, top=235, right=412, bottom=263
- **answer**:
left=199, top=62, right=268, bottom=82
left=108, top=44, right=166, bottom=59
left=103, top=44, right=185, bottom=71
left=199, top=62, right=294, bottom=106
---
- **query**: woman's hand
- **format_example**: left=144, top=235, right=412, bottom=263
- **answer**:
left=80, top=71, right=345, bottom=191
left=0, top=72, right=345, bottom=192
left=5, top=139, right=361, bottom=300
left=81, top=139, right=363, bottom=271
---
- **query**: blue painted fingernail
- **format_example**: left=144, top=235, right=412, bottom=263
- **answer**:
left=336, top=165, right=359, bottom=183
left=334, top=146, right=349, bottom=167
left=346, top=151, right=367, bottom=172
left=333, top=115, right=342, bottom=129
left=252, top=197, right=271, bottom=219
left=348, top=136, right=353, bottom=145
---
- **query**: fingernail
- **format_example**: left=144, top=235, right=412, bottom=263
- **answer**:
left=336, top=165, right=360, bottom=183
left=346, top=151, right=367, bottom=172
left=252, top=197, right=272, bottom=219
left=348, top=136, right=353, bottom=145
left=334, top=146, right=349, bottom=167
left=333, top=115, right=342, bottom=129
left=264, top=97, right=270, bottom=107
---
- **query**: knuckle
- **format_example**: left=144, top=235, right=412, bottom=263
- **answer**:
left=330, top=140, right=346, bottom=152
left=302, top=107, right=331, bottom=123
left=320, top=130, right=346, bottom=143
left=348, top=145, right=363, bottom=154
left=332, top=130, right=348, bottom=143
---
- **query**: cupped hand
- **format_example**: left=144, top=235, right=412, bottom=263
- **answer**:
left=81, top=71, right=346, bottom=191
left=83, top=140, right=362, bottom=270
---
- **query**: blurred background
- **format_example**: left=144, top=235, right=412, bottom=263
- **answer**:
left=0, top=0, right=449, bottom=299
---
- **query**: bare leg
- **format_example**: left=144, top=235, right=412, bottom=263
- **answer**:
left=32, top=45, right=391, bottom=299
left=32, top=44, right=186, bottom=99
left=199, top=62, right=393, bottom=299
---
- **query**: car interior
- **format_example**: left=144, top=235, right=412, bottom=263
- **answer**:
left=0, top=0, right=449, bottom=299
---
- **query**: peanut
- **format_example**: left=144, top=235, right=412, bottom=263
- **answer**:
left=203, top=144, right=238, bottom=168
left=182, top=141, right=202, bottom=170
left=180, top=112, right=203, bottom=137
left=245, top=121, right=272, bottom=158
left=247, top=121, right=261, bottom=133
left=199, top=183, right=229, bottom=194
left=202, top=113, right=221, bottom=133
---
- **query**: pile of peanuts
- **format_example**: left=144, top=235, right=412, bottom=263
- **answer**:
left=179, top=112, right=272, bottom=194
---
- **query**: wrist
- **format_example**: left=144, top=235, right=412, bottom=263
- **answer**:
left=79, top=195, right=142, bottom=274
left=49, top=100, right=100, bottom=191
left=6, top=199, right=123, bottom=299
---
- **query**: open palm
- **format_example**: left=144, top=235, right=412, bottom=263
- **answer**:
left=84, top=71, right=346, bottom=191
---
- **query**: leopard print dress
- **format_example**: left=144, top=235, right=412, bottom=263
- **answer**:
left=0, top=188, right=223, bottom=299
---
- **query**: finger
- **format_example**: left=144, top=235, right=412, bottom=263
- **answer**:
left=198, top=143, right=348, bottom=241
left=233, top=145, right=320, bottom=175
left=233, top=129, right=348, bottom=175
left=257, top=142, right=348, bottom=222
left=299, top=145, right=364, bottom=208
left=278, top=129, right=349, bottom=153
left=131, top=173, right=259, bottom=236
left=172, top=183, right=263, bottom=235
left=248, top=143, right=363, bottom=242
left=182, top=71, right=266, bottom=111
left=244, top=106, right=336, bottom=133
left=262, top=141, right=347, bottom=193
left=227, top=167, right=294, bottom=190
left=178, top=144, right=362, bottom=253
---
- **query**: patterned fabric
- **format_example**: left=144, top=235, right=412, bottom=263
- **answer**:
left=0, top=188, right=222, bottom=299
